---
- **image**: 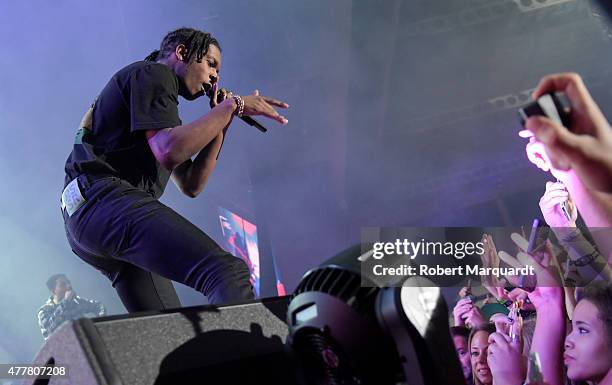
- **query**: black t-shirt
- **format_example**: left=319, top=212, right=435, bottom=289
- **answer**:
left=64, top=61, right=182, bottom=199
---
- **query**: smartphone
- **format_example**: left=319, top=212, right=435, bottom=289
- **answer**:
left=518, top=92, right=572, bottom=129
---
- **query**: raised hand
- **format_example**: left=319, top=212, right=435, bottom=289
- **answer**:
left=209, top=83, right=289, bottom=125
left=241, top=89, right=289, bottom=125
left=520, top=73, right=612, bottom=193
left=539, top=181, right=577, bottom=228
left=487, top=332, right=525, bottom=385
left=453, top=297, right=485, bottom=328
left=499, top=234, right=564, bottom=311
left=64, top=289, right=75, bottom=301
left=208, top=81, right=234, bottom=109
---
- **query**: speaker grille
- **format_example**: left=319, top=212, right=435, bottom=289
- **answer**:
left=293, top=267, right=379, bottom=315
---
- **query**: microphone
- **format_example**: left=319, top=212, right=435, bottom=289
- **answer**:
left=202, top=85, right=267, bottom=133
left=239, top=116, right=268, bottom=133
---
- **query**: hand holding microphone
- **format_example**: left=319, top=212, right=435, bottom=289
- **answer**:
left=207, top=83, right=233, bottom=109
left=204, top=81, right=289, bottom=131
left=64, top=288, right=76, bottom=301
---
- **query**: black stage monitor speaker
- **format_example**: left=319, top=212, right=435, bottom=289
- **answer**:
left=25, top=296, right=296, bottom=385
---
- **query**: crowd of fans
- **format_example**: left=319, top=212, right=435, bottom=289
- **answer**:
left=449, top=73, right=612, bottom=385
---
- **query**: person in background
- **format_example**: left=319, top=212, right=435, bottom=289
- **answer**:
left=451, top=325, right=473, bottom=384
left=37, top=274, right=106, bottom=340
left=469, top=323, right=495, bottom=385
left=564, top=281, right=612, bottom=385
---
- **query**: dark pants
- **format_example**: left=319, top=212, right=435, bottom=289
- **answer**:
left=62, top=175, right=254, bottom=312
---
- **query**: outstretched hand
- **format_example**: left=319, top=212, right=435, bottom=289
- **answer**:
left=209, top=83, right=289, bottom=125
left=242, top=89, right=289, bottom=125
left=499, top=234, right=564, bottom=311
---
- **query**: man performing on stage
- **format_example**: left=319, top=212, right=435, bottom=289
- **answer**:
left=61, top=27, right=289, bottom=312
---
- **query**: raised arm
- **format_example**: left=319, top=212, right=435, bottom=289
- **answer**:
left=147, top=87, right=288, bottom=197
left=145, top=96, right=236, bottom=171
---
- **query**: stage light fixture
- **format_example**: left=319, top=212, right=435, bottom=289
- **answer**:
left=287, top=245, right=465, bottom=385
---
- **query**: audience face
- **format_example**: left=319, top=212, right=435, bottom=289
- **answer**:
left=52, top=277, right=71, bottom=299
left=564, top=299, right=612, bottom=382
left=470, top=330, right=493, bottom=385
left=453, top=335, right=472, bottom=381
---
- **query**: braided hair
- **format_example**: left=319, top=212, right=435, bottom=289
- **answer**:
left=145, top=27, right=221, bottom=63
